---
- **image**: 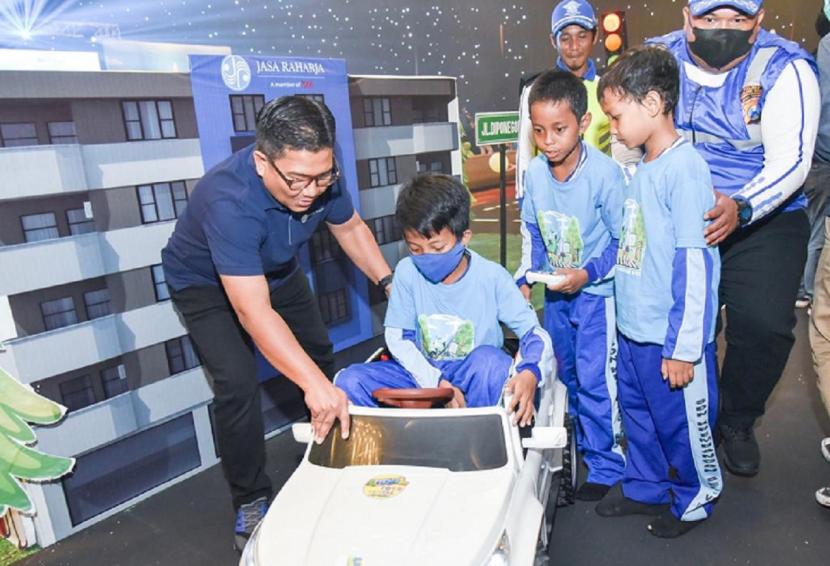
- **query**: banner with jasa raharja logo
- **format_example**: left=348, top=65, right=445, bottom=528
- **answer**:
left=188, top=54, right=373, bottom=385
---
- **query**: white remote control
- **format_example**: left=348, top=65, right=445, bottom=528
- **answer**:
left=526, top=271, right=566, bottom=287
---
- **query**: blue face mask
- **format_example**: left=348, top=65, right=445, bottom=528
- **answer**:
left=410, top=242, right=466, bottom=283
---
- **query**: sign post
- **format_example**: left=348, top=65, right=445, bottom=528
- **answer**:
left=474, top=111, right=519, bottom=267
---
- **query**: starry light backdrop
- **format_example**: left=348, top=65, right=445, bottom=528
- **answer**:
left=0, top=0, right=822, bottom=118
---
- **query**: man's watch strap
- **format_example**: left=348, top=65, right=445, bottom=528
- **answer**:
left=377, top=273, right=394, bottom=289
left=733, top=196, right=753, bottom=227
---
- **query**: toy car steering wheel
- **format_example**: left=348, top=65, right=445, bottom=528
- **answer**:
left=372, top=387, right=455, bottom=408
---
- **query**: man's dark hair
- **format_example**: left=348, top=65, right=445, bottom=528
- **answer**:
left=396, top=173, right=470, bottom=239
left=255, top=95, right=336, bottom=158
left=528, top=69, right=588, bottom=119
left=598, top=46, right=680, bottom=116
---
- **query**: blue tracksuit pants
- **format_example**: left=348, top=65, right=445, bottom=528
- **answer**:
left=544, top=291, right=624, bottom=485
left=335, top=345, right=513, bottom=407
left=617, top=333, right=722, bottom=521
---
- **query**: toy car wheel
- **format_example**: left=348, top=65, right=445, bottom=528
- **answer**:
left=556, top=414, right=578, bottom=507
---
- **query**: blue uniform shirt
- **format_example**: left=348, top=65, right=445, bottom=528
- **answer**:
left=385, top=250, right=540, bottom=362
left=616, top=140, right=720, bottom=351
left=519, top=143, right=624, bottom=297
left=649, top=29, right=816, bottom=217
left=162, top=145, right=354, bottom=291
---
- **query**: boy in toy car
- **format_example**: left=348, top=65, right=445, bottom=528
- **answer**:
left=336, top=173, right=553, bottom=426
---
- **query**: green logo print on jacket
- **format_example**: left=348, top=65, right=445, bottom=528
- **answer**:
left=418, top=314, right=475, bottom=361
left=617, top=199, right=647, bottom=275
left=537, top=210, right=584, bottom=269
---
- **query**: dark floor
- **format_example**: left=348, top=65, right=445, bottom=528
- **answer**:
left=18, top=311, right=830, bottom=566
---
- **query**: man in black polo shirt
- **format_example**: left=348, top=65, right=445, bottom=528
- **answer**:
left=161, top=96, right=393, bottom=550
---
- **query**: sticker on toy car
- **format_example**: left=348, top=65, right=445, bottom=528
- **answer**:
left=363, top=474, right=409, bottom=499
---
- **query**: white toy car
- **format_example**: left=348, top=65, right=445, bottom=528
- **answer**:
left=240, top=353, right=575, bottom=566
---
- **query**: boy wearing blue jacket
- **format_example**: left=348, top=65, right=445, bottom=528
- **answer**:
left=337, top=174, right=553, bottom=427
left=516, top=70, right=626, bottom=502
left=597, top=46, right=722, bottom=538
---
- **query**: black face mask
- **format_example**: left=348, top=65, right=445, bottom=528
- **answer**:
left=689, top=27, right=754, bottom=70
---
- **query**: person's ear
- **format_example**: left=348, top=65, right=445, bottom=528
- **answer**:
left=550, top=33, right=559, bottom=51
left=750, top=10, right=765, bottom=43
left=461, top=229, right=473, bottom=246
left=253, top=150, right=268, bottom=177
left=643, top=91, right=663, bottom=118
left=682, top=7, right=696, bottom=43
left=579, top=111, right=593, bottom=135
left=592, top=28, right=599, bottom=46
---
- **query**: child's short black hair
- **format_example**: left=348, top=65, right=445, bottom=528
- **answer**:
left=396, top=173, right=470, bottom=239
left=528, top=69, right=588, bottom=119
left=598, top=46, right=679, bottom=116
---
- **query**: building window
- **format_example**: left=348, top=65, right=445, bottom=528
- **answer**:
left=368, top=158, right=398, bottom=188
left=84, top=289, right=111, bottom=320
left=101, top=365, right=128, bottom=399
left=21, top=212, right=59, bottom=243
left=229, top=94, right=265, bottom=133
left=166, top=336, right=200, bottom=375
left=137, top=180, right=188, bottom=223
left=66, top=208, right=94, bottom=235
left=41, top=297, right=78, bottom=331
left=372, top=215, right=402, bottom=246
left=318, top=289, right=350, bottom=326
left=59, top=375, right=95, bottom=412
left=48, top=121, right=78, bottom=144
left=309, top=226, right=342, bottom=264
left=151, top=264, right=170, bottom=301
left=122, top=100, right=177, bottom=141
left=363, top=97, right=392, bottom=127
left=62, top=413, right=201, bottom=526
left=0, top=122, right=38, bottom=147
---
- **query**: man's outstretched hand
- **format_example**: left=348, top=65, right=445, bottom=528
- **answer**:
left=306, top=382, right=350, bottom=444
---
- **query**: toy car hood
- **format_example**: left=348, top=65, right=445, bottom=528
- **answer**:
left=255, top=461, right=514, bottom=565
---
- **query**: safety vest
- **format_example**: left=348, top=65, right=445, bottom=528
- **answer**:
left=650, top=29, right=816, bottom=213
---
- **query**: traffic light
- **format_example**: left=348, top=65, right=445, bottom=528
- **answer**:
left=600, top=11, right=627, bottom=66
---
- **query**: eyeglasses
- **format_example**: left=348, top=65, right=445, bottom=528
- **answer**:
left=270, top=158, right=341, bottom=192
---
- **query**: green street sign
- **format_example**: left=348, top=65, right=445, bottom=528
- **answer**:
left=475, top=111, right=520, bottom=146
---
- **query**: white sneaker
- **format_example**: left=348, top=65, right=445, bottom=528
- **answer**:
left=817, top=486, right=830, bottom=508
left=822, top=438, right=830, bottom=463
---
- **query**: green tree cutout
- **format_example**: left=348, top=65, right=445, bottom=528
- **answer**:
left=0, top=366, right=74, bottom=518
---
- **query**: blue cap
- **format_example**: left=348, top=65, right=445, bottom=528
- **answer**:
left=551, top=0, right=597, bottom=37
left=688, top=0, right=763, bottom=16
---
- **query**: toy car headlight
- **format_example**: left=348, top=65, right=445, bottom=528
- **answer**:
left=238, top=522, right=262, bottom=566
left=486, top=530, right=510, bottom=566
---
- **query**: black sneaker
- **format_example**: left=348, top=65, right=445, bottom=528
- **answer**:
left=234, top=497, right=268, bottom=552
left=576, top=482, right=612, bottom=502
left=595, top=496, right=670, bottom=517
left=719, top=423, right=760, bottom=477
left=647, top=513, right=703, bottom=538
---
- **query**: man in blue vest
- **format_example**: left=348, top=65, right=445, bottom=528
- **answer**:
left=650, top=0, right=820, bottom=476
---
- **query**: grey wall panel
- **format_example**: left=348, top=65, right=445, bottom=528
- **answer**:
left=71, top=100, right=126, bottom=145
left=89, top=186, right=142, bottom=232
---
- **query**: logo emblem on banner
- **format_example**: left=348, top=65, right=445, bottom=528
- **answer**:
left=221, top=55, right=251, bottom=91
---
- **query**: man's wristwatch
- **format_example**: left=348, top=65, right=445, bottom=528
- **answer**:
left=377, top=273, right=394, bottom=290
left=733, top=197, right=753, bottom=227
